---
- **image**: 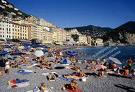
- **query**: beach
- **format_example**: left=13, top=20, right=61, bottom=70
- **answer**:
left=0, top=62, right=135, bottom=92
left=0, top=42, right=135, bottom=92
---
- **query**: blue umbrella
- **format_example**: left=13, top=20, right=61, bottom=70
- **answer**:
left=66, top=51, right=78, bottom=56
left=0, top=51, right=8, bottom=56
left=60, top=58, right=71, bottom=65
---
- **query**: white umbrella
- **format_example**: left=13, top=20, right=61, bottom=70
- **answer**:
left=34, top=50, right=44, bottom=57
left=109, top=57, right=122, bottom=64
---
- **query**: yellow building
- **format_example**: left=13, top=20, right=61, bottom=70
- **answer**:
left=11, top=22, right=29, bottom=40
left=95, top=38, right=103, bottom=46
left=79, top=35, right=88, bottom=44
left=52, top=28, right=67, bottom=44
left=0, top=18, right=29, bottom=40
left=42, top=29, right=53, bottom=44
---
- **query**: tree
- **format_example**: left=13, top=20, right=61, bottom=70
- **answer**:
left=71, top=34, right=79, bottom=42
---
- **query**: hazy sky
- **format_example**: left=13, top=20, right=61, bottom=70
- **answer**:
left=9, top=0, right=135, bottom=28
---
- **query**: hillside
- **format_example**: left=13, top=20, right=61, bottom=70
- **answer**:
left=65, top=25, right=113, bottom=38
left=115, top=21, right=135, bottom=33
left=0, top=0, right=30, bottom=19
left=104, top=21, right=135, bottom=42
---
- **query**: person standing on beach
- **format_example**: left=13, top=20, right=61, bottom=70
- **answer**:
left=127, top=58, right=133, bottom=73
left=5, top=60, right=10, bottom=74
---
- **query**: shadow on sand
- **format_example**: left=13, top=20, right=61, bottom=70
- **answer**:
left=114, top=84, right=135, bottom=92
left=108, top=73, right=132, bottom=79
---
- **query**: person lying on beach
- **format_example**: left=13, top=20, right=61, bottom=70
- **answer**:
left=63, top=70, right=86, bottom=80
left=70, top=66, right=80, bottom=71
left=47, top=73, right=58, bottom=81
left=39, top=61, right=52, bottom=70
left=10, top=61, right=19, bottom=68
left=62, top=79, right=83, bottom=92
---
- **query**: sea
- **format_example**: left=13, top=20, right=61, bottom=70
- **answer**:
left=74, top=46, right=135, bottom=66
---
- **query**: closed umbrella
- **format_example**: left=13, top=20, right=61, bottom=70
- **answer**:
left=66, top=51, right=77, bottom=56
left=109, top=57, right=122, bottom=64
left=34, top=50, right=44, bottom=57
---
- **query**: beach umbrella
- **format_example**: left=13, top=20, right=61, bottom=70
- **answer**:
left=36, top=47, right=44, bottom=50
left=66, top=51, right=77, bottom=56
left=60, top=58, right=71, bottom=65
left=3, top=48, right=9, bottom=52
left=109, top=57, right=122, bottom=65
left=0, top=51, right=8, bottom=56
left=34, top=50, right=44, bottom=57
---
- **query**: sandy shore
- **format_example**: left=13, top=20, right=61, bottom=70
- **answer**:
left=0, top=63, right=135, bottom=92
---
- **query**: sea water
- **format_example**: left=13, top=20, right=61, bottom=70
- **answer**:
left=75, top=46, right=135, bottom=67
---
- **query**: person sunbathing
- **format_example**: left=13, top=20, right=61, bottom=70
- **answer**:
left=62, top=80, right=82, bottom=92
left=70, top=66, right=80, bottom=71
left=47, top=73, right=58, bottom=81
left=64, top=71, right=86, bottom=80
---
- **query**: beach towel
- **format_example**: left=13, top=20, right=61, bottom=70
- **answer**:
left=67, top=88, right=83, bottom=92
left=17, top=69, right=33, bottom=75
left=8, top=79, right=30, bottom=88
left=59, top=75, right=73, bottom=83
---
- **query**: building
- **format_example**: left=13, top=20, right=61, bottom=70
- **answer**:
left=66, top=31, right=72, bottom=41
left=0, top=19, right=29, bottom=40
left=79, top=35, right=87, bottom=44
left=87, top=36, right=91, bottom=46
left=52, top=28, right=66, bottom=45
left=95, top=38, right=103, bottom=46
left=126, top=33, right=135, bottom=44
left=70, top=29, right=81, bottom=35
left=42, top=29, right=53, bottom=44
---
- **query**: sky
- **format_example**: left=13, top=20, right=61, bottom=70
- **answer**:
left=9, top=0, right=135, bottom=28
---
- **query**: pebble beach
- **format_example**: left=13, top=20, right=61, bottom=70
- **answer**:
left=0, top=62, right=135, bottom=92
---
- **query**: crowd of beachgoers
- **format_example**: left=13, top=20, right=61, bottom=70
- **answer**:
left=0, top=41, right=135, bottom=92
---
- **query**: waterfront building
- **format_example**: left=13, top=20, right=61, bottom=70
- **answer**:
left=87, top=36, right=91, bottom=46
left=126, top=33, right=135, bottom=44
left=0, top=18, right=29, bottom=40
left=52, top=28, right=66, bottom=45
left=42, top=28, right=53, bottom=44
left=70, top=29, right=81, bottom=35
left=66, top=31, right=72, bottom=41
left=95, top=38, right=104, bottom=46
left=79, top=35, right=88, bottom=44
